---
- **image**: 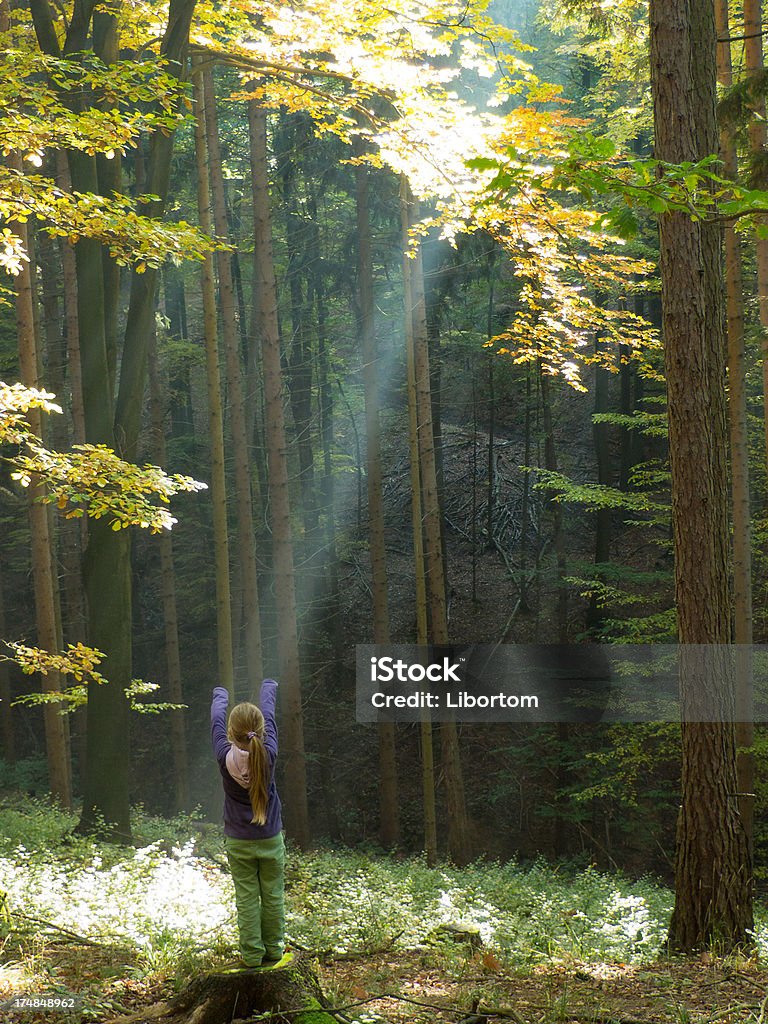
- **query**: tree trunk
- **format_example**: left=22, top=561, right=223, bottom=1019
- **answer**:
left=618, top=342, right=634, bottom=491
left=356, top=156, right=400, bottom=848
left=401, top=178, right=437, bottom=866
left=192, top=61, right=235, bottom=694
left=743, top=0, right=768, bottom=474
left=163, top=265, right=195, bottom=441
left=29, top=0, right=198, bottom=840
left=0, top=565, right=14, bottom=764
left=202, top=66, right=263, bottom=690
left=13, top=207, right=72, bottom=809
left=93, top=1, right=121, bottom=401
left=649, top=0, right=752, bottom=950
left=53, top=153, right=86, bottom=449
left=539, top=366, right=568, bottom=642
left=55, top=151, right=88, bottom=789
left=402, top=180, right=471, bottom=865
left=486, top=252, right=496, bottom=548
left=587, top=334, right=612, bottom=635
left=277, top=114, right=321, bottom=562
left=148, top=328, right=191, bottom=812
left=249, top=99, right=310, bottom=847
left=716, top=0, right=754, bottom=853
left=106, top=954, right=336, bottom=1024
left=519, top=365, right=532, bottom=610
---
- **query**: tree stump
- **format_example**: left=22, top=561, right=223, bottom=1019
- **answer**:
left=108, top=953, right=337, bottom=1024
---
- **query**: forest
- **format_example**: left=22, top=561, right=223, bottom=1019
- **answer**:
left=2, top=0, right=768, bottom=1019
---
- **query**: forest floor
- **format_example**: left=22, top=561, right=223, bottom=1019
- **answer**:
left=319, top=948, right=768, bottom=1023
left=3, top=937, right=768, bottom=1023
left=2, top=803, right=766, bottom=1024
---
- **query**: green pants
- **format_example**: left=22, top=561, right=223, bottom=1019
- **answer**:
left=225, top=832, right=286, bottom=966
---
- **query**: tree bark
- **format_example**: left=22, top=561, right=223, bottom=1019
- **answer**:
left=277, top=114, right=321, bottom=564
left=0, top=565, right=14, bottom=764
left=192, top=61, right=235, bottom=694
left=587, top=334, right=612, bottom=635
left=202, top=65, right=263, bottom=690
left=356, top=156, right=399, bottom=849
left=539, top=366, right=568, bottom=642
left=742, top=0, right=768, bottom=473
left=716, top=0, right=754, bottom=853
left=29, top=0, right=198, bottom=840
left=649, top=0, right=753, bottom=950
left=106, top=954, right=336, bottom=1024
left=402, top=179, right=470, bottom=865
left=13, top=207, right=72, bottom=809
left=401, top=178, right=437, bottom=866
left=148, top=328, right=191, bottom=812
left=249, top=99, right=310, bottom=847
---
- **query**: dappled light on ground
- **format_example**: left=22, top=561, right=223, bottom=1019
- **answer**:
left=1, top=802, right=767, bottom=1022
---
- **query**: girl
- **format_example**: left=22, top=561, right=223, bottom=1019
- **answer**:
left=211, top=681, right=285, bottom=968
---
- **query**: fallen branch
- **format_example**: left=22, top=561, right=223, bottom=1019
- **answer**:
left=12, top=911, right=115, bottom=948
left=287, top=932, right=404, bottom=963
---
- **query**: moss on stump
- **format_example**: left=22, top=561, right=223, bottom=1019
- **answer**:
left=108, top=952, right=337, bottom=1024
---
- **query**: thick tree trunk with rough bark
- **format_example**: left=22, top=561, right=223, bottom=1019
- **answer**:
left=649, top=0, right=753, bottom=950
left=30, top=0, right=198, bottom=840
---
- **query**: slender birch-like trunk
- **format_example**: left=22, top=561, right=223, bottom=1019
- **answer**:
left=357, top=157, right=399, bottom=848
left=148, top=329, right=191, bottom=811
left=202, top=66, right=263, bottom=689
left=716, top=0, right=754, bottom=850
left=402, top=179, right=470, bottom=865
left=401, top=184, right=437, bottom=867
left=13, top=206, right=72, bottom=808
left=249, top=98, right=310, bottom=846
left=192, top=62, right=235, bottom=694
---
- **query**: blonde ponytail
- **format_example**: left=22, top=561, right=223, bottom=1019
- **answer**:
left=227, top=702, right=270, bottom=824
left=247, top=735, right=269, bottom=825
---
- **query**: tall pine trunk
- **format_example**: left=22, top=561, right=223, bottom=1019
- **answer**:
left=249, top=99, right=310, bottom=846
left=715, top=0, right=754, bottom=851
left=742, top=0, right=768, bottom=472
left=401, top=184, right=437, bottom=867
left=356, top=157, right=399, bottom=848
left=277, top=114, right=321, bottom=561
left=650, top=0, right=752, bottom=950
left=402, top=180, right=470, bottom=865
left=192, top=60, right=235, bottom=693
left=148, top=329, right=191, bottom=811
left=201, top=66, right=263, bottom=690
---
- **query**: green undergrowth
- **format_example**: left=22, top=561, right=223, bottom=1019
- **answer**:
left=0, top=797, right=766, bottom=1021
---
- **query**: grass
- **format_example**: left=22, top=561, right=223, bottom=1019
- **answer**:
left=0, top=797, right=767, bottom=1022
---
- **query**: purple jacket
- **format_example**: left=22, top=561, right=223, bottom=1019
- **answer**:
left=210, top=682, right=283, bottom=839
